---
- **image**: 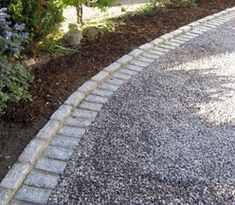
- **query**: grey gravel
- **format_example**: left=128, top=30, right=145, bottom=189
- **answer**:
left=48, top=22, right=235, bottom=205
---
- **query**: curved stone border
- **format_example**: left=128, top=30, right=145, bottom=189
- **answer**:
left=1, top=7, right=235, bottom=205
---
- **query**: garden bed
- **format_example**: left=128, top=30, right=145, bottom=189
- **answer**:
left=1, top=0, right=235, bottom=181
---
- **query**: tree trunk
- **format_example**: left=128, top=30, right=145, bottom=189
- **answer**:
left=75, top=1, right=83, bottom=26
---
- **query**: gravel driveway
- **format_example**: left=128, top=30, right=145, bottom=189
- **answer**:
left=48, top=22, right=235, bottom=205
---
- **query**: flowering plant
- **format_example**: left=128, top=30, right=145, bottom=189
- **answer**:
left=0, top=7, right=28, bottom=58
left=0, top=8, right=32, bottom=112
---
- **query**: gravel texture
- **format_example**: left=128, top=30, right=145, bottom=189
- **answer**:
left=48, top=22, right=235, bottom=205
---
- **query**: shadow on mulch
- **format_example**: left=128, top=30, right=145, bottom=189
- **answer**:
left=1, top=0, right=235, bottom=180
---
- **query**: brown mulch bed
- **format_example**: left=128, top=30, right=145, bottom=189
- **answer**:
left=1, top=0, right=235, bottom=180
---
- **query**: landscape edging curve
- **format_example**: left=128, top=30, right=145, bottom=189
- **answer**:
left=0, top=6, right=235, bottom=205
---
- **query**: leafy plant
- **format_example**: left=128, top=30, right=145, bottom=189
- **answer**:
left=0, top=55, right=33, bottom=112
left=40, top=41, right=77, bottom=54
left=0, top=8, right=33, bottom=112
left=62, top=0, right=116, bottom=25
left=0, top=7, right=28, bottom=58
left=82, top=20, right=118, bottom=40
left=8, top=0, right=64, bottom=39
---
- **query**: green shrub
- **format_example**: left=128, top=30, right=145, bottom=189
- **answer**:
left=62, top=0, right=116, bottom=25
left=0, top=8, right=28, bottom=58
left=8, top=0, right=64, bottom=39
left=82, top=20, right=117, bottom=40
left=0, top=56, right=33, bottom=112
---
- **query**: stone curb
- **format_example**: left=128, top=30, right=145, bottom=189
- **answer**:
left=0, top=6, right=235, bottom=205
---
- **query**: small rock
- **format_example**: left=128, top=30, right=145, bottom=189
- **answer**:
left=22, top=58, right=36, bottom=68
left=64, top=23, right=83, bottom=47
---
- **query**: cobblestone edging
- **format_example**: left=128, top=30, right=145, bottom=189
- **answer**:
left=1, top=7, right=235, bottom=205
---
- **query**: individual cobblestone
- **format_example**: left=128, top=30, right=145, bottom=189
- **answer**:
left=35, top=158, right=67, bottom=174
left=151, top=38, right=164, bottom=45
left=136, top=56, right=155, bottom=63
left=148, top=49, right=165, bottom=56
left=189, top=29, right=204, bottom=35
left=104, top=62, right=121, bottom=74
left=0, top=188, right=13, bottom=205
left=72, top=108, right=98, bottom=120
left=170, top=38, right=188, bottom=44
left=124, top=64, right=144, bottom=72
left=99, top=83, right=119, bottom=92
left=15, top=186, right=51, bottom=204
left=201, top=23, right=217, bottom=29
left=116, top=55, right=133, bottom=64
left=130, top=59, right=150, bottom=67
left=36, top=120, right=62, bottom=141
left=159, top=44, right=176, bottom=50
left=79, top=101, right=103, bottom=111
left=77, top=80, right=97, bottom=94
left=139, top=43, right=153, bottom=51
left=112, top=72, right=132, bottom=80
left=24, top=170, right=59, bottom=189
left=0, top=163, right=31, bottom=190
left=128, top=49, right=144, bottom=57
left=64, top=117, right=92, bottom=127
left=45, top=146, right=74, bottom=161
left=106, top=78, right=124, bottom=86
left=92, top=89, right=114, bottom=97
left=119, top=68, right=138, bottom=76
left=64, top=91, right=85, bottom=107
left=142, top=52, right=161, bottom=59
left=159, top=32, right=175, bottom=40
left=58, top=126, right=86, bottom=138
left=178, top=25, right=192, bottom=31
left=85, top=94, right=109, bottom=104
left=50, top=135, right=80, bottom=149
left=152, top=46, right=170, bottom=53
left=170, top=29, right=183, bottom=35
left=91, top=71, right=109, bottom=83
left=19, top=139, right=47, bottom=164
left=50, top=105, right=73, bottom=122
left=165, top=40, right=182, bottom=47
left=174, top=36, right=191, bottom=42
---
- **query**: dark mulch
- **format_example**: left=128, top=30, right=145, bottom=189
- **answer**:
left=1, top=0, right=235, bottom=180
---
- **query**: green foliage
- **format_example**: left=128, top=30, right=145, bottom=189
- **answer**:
left=0, top=8, right=28, bottom=59
left=8, top=0, right=64, bottom=39
left=90, top=0, right=116, bottom=10
left=82, top=20, right=118, bottom=40
left=135, top=3, right=157, bottom=14
left=62, top=0, right=115, bottom=9
left=40, top=41, right=77, bottom=54
left=0, top=55, right=33, bottom=112
left=62, top=0, right=116, bottom=25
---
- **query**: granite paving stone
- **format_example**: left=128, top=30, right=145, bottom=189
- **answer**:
left=64, top=117, right=92, bottom=127
left=15, top=186, right=51, bottom=204
left=50, top=135, right=80, bottom=149
left=24, top=170, right=59, bottom=189
left=85, top=94, right=109, bottom=104
left=35, top=158, right=67, bottom=174
left=58, top=127, right=86, bottom=138
left=45, top=146, right=74, bottom=161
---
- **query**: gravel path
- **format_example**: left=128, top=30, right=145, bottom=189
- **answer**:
left=48, top=22, right=235, bottom=205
